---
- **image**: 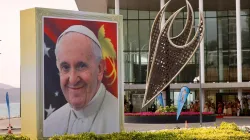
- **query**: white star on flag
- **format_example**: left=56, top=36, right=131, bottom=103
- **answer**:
left=45, top=104, right=55, bottom=118
left=44, top=42, right=50, bottom=57
left=55, top=91, right=59, bottom=97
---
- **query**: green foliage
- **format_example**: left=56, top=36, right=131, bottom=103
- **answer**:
left=219, top=121, right=240, bottom=131
left=155, top=106, right=164, bottom=113
left=169, top=105, right=177, bottom=112
left=0, top=135, right=30, bottom=140
left=49, top=122, right=250, bottom=140
left=1, top=123, right=249, bottom=140
left=155, top=105, right=177, bottom=113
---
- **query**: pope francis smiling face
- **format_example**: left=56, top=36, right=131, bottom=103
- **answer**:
left=55, top=32, right=105, bottom=111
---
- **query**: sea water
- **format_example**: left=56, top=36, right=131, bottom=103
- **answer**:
left=0, top=103, right=20, bottom=118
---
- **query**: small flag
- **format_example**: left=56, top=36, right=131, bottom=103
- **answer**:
left=6, top=92, right=11, bottom=120
left=6, top=92, right=12, bottom=134
left=177, top=86, right=190, bottom=120
left=157, top=92, right=164, bottom=107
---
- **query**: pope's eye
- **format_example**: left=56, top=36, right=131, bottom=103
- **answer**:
left=60, top=62, right=70, bottom=72
left=62, top=65, right=70, bottom=71
left=77, top=62, right=87, bottom=70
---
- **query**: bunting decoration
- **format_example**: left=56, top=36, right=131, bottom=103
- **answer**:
left=5, top=92, right=11, bottom=122
left=6, top=92, right=12, bottom=134
left=177, top=86, right=190, bottom=120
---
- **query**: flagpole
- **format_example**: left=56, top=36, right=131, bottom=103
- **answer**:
left=199, top=46, right=203, bottom=127
left=193, top=23, right=203, bottom=127
left=9, top=117, right=10, bottom=129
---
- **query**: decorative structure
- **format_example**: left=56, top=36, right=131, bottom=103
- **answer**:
left=142, top=0, right=205, bottom=108
left=20, top=8, right=124, bottom=139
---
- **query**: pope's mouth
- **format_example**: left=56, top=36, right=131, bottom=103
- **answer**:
left=67, top=86, right=84, bottom=91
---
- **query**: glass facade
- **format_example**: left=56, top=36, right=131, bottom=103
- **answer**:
left=109, top=7, right=250, bottom=113
left=108, top=9, right=250, bottom=84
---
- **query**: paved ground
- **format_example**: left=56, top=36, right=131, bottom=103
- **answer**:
left=125, top=117, right=250, bottom=132
left=0, top=118, right=21, bottom=135
left=0, top=117, right=250, bottom=135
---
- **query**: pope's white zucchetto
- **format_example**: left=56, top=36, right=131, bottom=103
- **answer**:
left=56, top=25, right=101, bottom=48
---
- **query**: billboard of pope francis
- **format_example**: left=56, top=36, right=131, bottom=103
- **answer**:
left=42, top=17, right=120, bottom=137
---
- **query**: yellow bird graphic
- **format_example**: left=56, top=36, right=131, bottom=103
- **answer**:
left=98, top=25, right=117, bottom=85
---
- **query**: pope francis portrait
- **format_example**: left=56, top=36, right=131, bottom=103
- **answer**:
left=43, top=25, right=119, bottom=137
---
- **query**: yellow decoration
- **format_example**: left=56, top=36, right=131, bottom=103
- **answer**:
left=98, top=25, right=117, bottom=85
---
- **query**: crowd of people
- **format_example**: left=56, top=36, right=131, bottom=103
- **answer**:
left=189, top=100, right=216, bottom=113
left=188, top=98, right=250, bottom=116
left=217, top=101, right=241, bottom=116
left=124, top=97, right=250, bottom=116
left=189, top=101, right=200, bottom=112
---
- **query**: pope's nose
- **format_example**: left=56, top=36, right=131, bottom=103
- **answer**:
left=68, top=70, right=80, bottom=85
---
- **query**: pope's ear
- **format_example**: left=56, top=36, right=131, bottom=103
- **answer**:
left=97, top=59, right=106, bottom=81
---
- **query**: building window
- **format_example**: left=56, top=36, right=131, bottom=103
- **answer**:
left=108, top=8, right=250, bottom=84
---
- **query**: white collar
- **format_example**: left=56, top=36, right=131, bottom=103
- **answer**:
left=71, top=83, right=106, bottom=118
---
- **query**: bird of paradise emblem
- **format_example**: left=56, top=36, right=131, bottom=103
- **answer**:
left=98, top=25, right=117, bottom=86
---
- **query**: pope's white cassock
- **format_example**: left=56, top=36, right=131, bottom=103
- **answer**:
left=43, top=83, right=119, bottom=137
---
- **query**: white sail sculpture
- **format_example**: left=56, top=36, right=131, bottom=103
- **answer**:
left=142, top=0, right=205, bottom=108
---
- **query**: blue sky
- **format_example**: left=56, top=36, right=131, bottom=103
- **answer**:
left=0, top=0, right=78, bottom=88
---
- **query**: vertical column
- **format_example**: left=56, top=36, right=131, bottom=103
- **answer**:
left=199, top=0, right=205, bottom=111
left=218, top=19, right=224, bottom=82
left=21, top=8, right=39, bottom=139
left=115, top=0, right=120, bottom=15
left=165, top=86, right=171, bottom=106
left=114, top=0, right=125, bottom=131
left=129, top=53, right=134, bottom=82
left=199, top=0, right=205, bottom=84
left=236, top=0, right=243, bottom=107
left=160, top=0, right=165, bottom=29
left=218, top=19, right=224, bottom=93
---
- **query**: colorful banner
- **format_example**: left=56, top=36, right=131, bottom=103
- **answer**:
left=157, top=92, right=164, bottom=107
left=176, top=86, right=190, bottom=120
left=43, top=17, right=119, bottom=137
